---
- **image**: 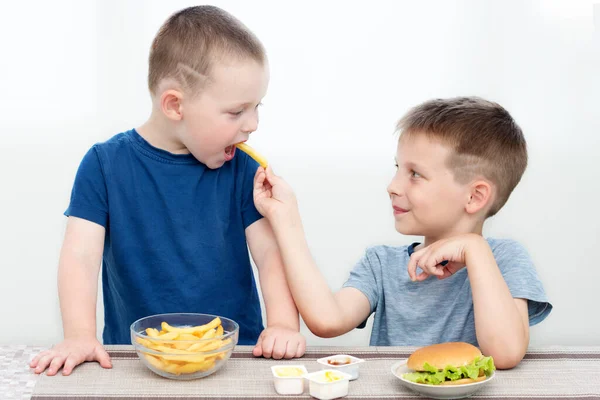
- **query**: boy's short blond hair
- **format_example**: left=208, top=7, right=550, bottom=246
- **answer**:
left=148, top=5, right=266, bottom=96
left=397, top=97, right=527, bottom=217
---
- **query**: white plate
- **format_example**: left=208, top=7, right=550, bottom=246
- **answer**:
left=391, top=360, right=495, bottom=400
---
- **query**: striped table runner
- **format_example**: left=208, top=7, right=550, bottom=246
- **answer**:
left=6, top=345, right=600, bottom=399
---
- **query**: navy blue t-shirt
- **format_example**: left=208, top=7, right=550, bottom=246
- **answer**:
left=65, top=129, right=264, bottom=344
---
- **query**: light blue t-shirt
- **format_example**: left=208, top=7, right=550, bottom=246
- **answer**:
left=343, top=238, right=552, bottom=346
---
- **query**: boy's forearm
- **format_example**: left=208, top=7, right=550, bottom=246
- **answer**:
left=269, top=209, right=347, bottom=337
left=57, top=250, right=100, bottom=339
left=258, top=246, right=299, bottom=330
left=466, top=237, right=529, bottom=368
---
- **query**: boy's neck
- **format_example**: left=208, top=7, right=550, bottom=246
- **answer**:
left=422, top=218, right=485, bottom=248
left=137, top=111, right=189, bottom=155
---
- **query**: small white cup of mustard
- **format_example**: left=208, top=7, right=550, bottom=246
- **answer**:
left=304, top=369, right=352, bottom=400
left=270, top=365, right=308, bottom=395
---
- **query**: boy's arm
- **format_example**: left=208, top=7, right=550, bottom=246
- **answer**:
left=407, top=234, right=529, bottom=369
left=252, top=167, right=372, bottom=338
left=466, top=239, right=530, bottom=369
left=30, top=217, right=111, bottom=375
left=245, top=218, right=305, bottom=359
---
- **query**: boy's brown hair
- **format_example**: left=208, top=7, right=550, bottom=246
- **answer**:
left=148, top=5, right=266, bottom=96
left=397, top=96, right=527, bottom=217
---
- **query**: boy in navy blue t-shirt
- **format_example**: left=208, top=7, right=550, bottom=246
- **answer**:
left=31, top=5, right=305, bottom=376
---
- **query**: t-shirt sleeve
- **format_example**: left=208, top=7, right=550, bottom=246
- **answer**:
left=342, top=248, right=381, bottom=328
left=240, top=153, right=263, bottom=229
left=64, top=146, right=109, bottom=227
left=494, top=239, right=552, bottom=326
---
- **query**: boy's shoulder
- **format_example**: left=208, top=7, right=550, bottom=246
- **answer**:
left=365, top=244, right=408, bottom=256
left=486, top=237, right=530, bottom=257
left=361, top=244, right=411, bottom=271
left=485, top=237, right=535, bottom=272
left=86, top=129, right=135, bottom=157
left=486, top=237, right=523, bottom=247
left=92, top=129, right=135, bottom=150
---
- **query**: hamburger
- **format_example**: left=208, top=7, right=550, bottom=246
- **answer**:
left=402, top=342, right=495, bottom=385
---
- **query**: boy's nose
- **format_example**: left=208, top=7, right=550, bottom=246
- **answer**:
left=386, top=182, right=396, bottom=198
left=387, top=173, right=404, bottom=198
left=241, top=109, right=259, bottom=133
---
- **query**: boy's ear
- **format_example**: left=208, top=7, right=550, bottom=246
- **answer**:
left=465, top=180, right=493, bottom=215
left=160, top=89, right=183, bottom=121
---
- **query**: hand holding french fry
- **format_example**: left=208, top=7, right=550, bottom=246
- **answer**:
left=253, top=166, right=299, bottom=221
left=135, top=317, right=233, bottom=376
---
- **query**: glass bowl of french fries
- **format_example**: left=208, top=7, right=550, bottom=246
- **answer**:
left=131, top=313, right=239, bottom=380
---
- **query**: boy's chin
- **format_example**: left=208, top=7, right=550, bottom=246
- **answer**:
left=205, top=162, right=225, bottom=169
left=202, top=157, right=226, bottom=169
left=394, top=222, right=418, bottom=236
left=395, top=222, right=433, bottom=238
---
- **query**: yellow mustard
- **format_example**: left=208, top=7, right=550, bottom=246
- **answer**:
left=275, top=367, right=305, bottom=377
left=323, top=371, right=343, bottom=382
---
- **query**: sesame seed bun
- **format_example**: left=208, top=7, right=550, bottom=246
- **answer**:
left=407, top=342, right=483, bottom=371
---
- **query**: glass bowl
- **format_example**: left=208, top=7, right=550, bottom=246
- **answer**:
left=130, top=313, right=239, bottom=380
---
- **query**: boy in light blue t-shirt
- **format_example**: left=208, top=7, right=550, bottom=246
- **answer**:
left=253, top=97, right=552, bottom=369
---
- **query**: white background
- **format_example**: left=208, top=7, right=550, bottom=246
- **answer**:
left=1, top=0, right=598, bottom=347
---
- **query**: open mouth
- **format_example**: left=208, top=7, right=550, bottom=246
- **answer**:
left=224, top=145, right=236, bottom=161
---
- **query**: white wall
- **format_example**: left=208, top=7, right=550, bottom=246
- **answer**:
left=1, top=0, right=598, bottom=347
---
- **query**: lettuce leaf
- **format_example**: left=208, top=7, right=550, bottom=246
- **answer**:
left=402, top=356, right=495, bottom=385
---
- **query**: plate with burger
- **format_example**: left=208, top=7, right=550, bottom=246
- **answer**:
left=391, top=342, right=495, bottom=399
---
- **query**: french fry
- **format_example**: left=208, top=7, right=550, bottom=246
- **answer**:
left=199, top=328, right=217, bottom=340
left=136, top=337, right=153, bottom=347
left=178, top=333, right=200, bottom=341
left=196, top=341, right=221, bottom=352
left=144, top=354, right=166, bottom=370
left=172, top=342, right=191, bottom=350
left=145, top=328, right=160, bottom=337
left=151, top=345, right=192, bottom=354
left=174, top=359, right=215, bottom=374
left=185, top=342, right=205, bottom=352
left=162, top=318, right=221, bottom=336
left=163, top=362, right=180, bottom=374
left=159, top=353, right=208, bottom=363
left=157, top=331, right=179, bottom=340
left=235, top=142, right=268, bottom=168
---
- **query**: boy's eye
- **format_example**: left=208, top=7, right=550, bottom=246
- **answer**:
left=229, top=110, right=244, bottom=116
left=410, top=170, right=421, bottom=178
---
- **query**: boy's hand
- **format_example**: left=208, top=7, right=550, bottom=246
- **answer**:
left=29, top=337, right=112, bottom=376
left=252, top=326, right=306, bottom=359
left=407, top=233, right=485, bottom=281
left=253, top=166, right=298, bottom=220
